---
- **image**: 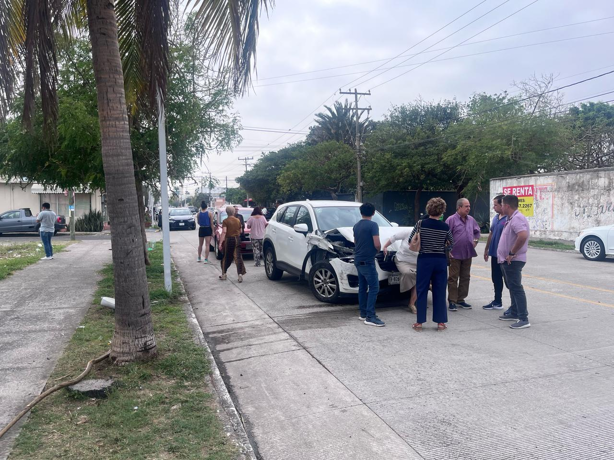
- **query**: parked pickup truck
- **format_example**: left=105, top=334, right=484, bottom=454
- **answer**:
left=0, top=208, right=66, bottom=235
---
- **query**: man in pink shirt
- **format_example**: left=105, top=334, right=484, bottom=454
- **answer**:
left=445, top=198, right=481, bottom=311
left=497, top=195, right=531, bottom=329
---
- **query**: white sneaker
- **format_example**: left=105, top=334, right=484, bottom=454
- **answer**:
left=197, top=256, right=201, bottom=262
left=41, top=256, right=53, bottom=260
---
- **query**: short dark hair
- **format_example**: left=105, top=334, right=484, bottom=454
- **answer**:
left=493, top=194, right=504, bottom=205
left=201, top=201, right=207, bottom=210
left=251, top=206, right=263, bottom=216
left=359, top=202, right=376, bottom=217
left=426, top=197, right=446, bottom=217
left=502, top=195, right=519, bottom=208
left=42, top=202, right=50, bottom=210
left=275, top=199, right=284, bottom=206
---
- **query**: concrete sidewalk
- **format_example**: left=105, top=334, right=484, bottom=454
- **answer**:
left=0, top=240, right=112, bottom=459
left=170, top=232, right=423, bottom=460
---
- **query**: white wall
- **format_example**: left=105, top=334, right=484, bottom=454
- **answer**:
left=0, top=183, right=41, bottom=211
left=490, top=168, right=614, bottom=240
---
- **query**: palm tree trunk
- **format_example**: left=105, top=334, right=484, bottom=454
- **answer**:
left=86, top=0, right=157, bottom=363
left=135, top=179, right=151, bottom=266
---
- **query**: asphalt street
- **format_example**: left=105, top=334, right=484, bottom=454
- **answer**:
left=171, top=227, right=614, bottom=460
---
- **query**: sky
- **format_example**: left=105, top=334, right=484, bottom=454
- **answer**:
left=194, top=0, right=614, bottom=192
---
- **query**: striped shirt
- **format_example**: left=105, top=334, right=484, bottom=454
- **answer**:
left=408, top=217, right=454, bottom=258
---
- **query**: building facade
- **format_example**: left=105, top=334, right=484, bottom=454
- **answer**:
left=490, top=167, right=614, bottom=240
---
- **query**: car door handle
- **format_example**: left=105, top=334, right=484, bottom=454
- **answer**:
left=288, top=237, right=293, bottom=241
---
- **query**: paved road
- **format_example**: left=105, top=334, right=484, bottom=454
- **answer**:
left=171, top=229, right=614, bottom=459
left=0, top=240, right=113, bottom=459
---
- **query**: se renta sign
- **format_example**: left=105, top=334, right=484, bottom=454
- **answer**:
left=502, top=185, right=534, bottom=217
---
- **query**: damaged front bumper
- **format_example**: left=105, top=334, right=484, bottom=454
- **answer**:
left=306, top=229, right=402, bottom=295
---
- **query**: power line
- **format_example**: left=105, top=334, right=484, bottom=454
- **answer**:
left=255, top=1, right=498, bottom=151
left=367, top=0, right=541, bottom=90
left=256, top=16, right=614, bottom=82
left=253, top=32, right=614, bottom=88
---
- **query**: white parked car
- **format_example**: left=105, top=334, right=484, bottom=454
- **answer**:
left=263, top=200, right=413, bottom=303
left=575, top=224, right=614, bottom=261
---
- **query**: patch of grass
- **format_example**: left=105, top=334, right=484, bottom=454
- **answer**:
left=9, top=247, right=236, bottom=460
left=529, top=240, right=575, bottom=251
left=0, top=241, right=73, bottom=280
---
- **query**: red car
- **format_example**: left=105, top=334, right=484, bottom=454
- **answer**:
left=210, top=207, right=254, bottom=260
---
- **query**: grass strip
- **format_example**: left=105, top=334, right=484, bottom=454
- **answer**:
left=9, top=246, right=236, bottom=460
left=0, top=242, right=73, bottom=280
left=528, top=240, right=575, bottom=251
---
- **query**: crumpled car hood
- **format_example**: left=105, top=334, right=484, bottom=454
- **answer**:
left=333, top=227, right=413, bottom=251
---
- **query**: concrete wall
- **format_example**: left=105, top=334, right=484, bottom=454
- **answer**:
left=0, top=183, right=41, bottom=211
left=490, top=168, right=614, bottom=240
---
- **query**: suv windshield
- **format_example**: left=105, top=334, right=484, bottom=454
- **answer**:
left=170, top=209, right=191, bottom=216
left=313, top=206, right=391, bottom=232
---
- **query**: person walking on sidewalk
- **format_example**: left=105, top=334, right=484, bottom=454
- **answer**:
left=382, top=229, right=418, bottom=313
left=247, top=207, right=267, bottom=267
left=353, top=203, right=384, bottom=327
left=411, top=198, right=454, bottom=332
left=482, top=195, right=507, bottom=310
left=497, top=195, right=531, bottom=329
left=219, top=206, right=246, bottom=282
left=446, top=198, right=481, bottom=311
left=197, top=201, right=214, bottom=263
left=36, top=203, right=56, bottom=260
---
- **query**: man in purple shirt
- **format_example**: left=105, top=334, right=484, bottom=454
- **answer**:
left=497, top=195, right=531, bottom=329
left=445, top=198, right=481, bottom=311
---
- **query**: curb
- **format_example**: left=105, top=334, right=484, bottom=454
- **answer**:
left=173, top=269, right=257, bottom=460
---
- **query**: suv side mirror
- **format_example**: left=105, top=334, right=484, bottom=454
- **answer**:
left=390, top=222, right=399, bottom=227
left=294, top=223, right=309, bottom=234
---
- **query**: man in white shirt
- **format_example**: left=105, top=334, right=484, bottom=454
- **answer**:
left=383, top=228, right=418, bottom=313
left=36, top=203, right=57, bottom=260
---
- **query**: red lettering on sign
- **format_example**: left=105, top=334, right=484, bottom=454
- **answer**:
left=502, top=185, right=534, bottom=197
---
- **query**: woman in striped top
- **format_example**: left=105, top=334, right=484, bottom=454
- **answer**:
left=409, top=197, right=454, bottom=331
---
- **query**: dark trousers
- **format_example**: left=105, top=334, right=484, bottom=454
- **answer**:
left=40, top=231, right=53, bottom=257
left=491, top=256, right=504, bottom=304
left=448, top=257, right=472, bottom=303
left=500, top=261, right=528, bottom=321
left=416, top=256, right=448, bottom=324
left=356, top=261, right=379, bottom=320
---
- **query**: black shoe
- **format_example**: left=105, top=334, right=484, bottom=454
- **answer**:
left=482, top=301, right=503, bottom=310
left=448, top=302, right=458, bottom=311
left=456, top=301, right=472, bottom=309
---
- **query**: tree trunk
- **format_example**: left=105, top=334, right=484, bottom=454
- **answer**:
left=86, top=0, right=157, bottom=363
left=413, top=187, right=422, bottom=224
left=135, top=179, right=151, bottom=266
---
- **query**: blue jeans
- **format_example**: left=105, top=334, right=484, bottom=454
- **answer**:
left=40, top=231, right=54, bottom=257
left=355, top=261, right=379, bottom=320
left=500, top=261, right=528, bottom=321
left=416, top=256, right=448, bottom=324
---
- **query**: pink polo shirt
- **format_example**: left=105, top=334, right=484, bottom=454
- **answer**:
left=497, top=210, right=530, bottom=263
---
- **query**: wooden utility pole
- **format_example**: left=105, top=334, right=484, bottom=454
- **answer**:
left=238, top=157, right=253, bottom=206
left=339, top=88, right=371, bottom=202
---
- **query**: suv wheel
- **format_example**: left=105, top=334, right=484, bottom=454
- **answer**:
left=215, top=237, right=224, bottom=260
left=309, top=261, right=340, bottom=303
left=264, top=245, right=283, bottom=280
left=581, top=236, right=606, bottom=261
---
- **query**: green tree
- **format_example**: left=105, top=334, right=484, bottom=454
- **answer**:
left=0, top=0, right=271, bottom=363
left=278, top=141, right=356, bottom=199
left=237, top=143, right=304, bottom=204
left=306, top=100, right=374, bottom=147
left=224, top=187, right=247, bottom=204
left=364, top=100, right=462, bottom=221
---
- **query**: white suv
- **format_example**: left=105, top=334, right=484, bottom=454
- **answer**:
left=263, top=200, right=413, bottom=303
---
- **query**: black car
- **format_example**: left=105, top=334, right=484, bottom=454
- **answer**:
left=158, top=208, right=196, bottom=230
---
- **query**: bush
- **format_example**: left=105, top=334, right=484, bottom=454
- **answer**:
left=74, top=210, right=104, bottom=232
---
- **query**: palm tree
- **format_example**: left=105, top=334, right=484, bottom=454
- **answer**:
left=307, top=100, right=374, bottom=147
left=0, top=0, right=272, bottom=363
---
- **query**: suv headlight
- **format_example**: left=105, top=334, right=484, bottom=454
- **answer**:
left=188, top=218, right=194, bottom=221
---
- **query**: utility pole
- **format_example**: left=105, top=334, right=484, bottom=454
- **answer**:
left=69, top=189, right=75, bottom=241
left=339, top=88, right=371, bottom=202
left=238, top=157, right=253, bottom=206
left=157, top=91, right=172, bottom=293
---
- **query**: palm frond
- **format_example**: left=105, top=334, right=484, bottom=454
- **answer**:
left=188, top=0, right=272, bottom=95
left=0, top=0, right=24, bottom=120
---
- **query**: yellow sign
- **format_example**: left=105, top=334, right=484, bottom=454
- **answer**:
left=502, top=185, right=534, bottom=217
